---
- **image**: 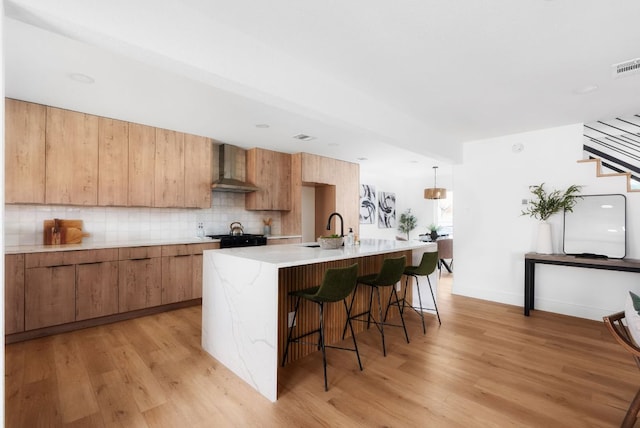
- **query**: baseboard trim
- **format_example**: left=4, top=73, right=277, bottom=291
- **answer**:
left=5, top=299, right=202, bottom=344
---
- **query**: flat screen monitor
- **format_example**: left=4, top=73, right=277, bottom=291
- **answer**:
left=562, top=194, right=626, bottom=259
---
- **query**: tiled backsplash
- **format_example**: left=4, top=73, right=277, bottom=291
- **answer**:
left=4, top=192, right=281, bottom=246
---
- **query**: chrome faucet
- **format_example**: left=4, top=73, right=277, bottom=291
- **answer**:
left=326, top=212, right=344, bottom=237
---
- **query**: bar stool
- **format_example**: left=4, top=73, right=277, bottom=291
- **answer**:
left=403, top=251, right=441, bottom=334
left=343, top=256, right=407, bottom=357
left=281, top=263, right=362, bottom=391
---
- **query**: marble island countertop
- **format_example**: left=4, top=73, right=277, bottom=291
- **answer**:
left=201, top=237, right=436, bottom=402
left=206, top=238, right=435, bottom=268
left=4, top=235, right=302, bottom=254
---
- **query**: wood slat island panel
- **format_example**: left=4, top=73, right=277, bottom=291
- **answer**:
left=278, top=250, right=412, bottom=365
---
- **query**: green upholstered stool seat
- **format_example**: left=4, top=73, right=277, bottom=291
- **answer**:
left=403, top=251, right=441, bottom=334
left=281, top=263, right=362, bottom=391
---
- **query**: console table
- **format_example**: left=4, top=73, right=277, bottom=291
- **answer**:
left=524, top=253, right=640, bottom=316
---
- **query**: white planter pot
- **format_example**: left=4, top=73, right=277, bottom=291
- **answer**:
left=536, top=221, right=553, bottom=254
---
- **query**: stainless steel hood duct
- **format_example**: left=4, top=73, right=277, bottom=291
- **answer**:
left=211, top=144, right=259, bottom=193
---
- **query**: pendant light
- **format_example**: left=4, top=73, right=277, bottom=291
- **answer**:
left=424, top=166, right=447, bottom=200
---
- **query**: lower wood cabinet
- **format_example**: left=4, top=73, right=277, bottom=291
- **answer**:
left=162, top=245, right=194, bottom=304
left=162, top=243, right=220, bottom=304
left=24, top=249, right=120, bottom=330
left=118, top=246, right=162, bottom=312
left=25, top=264, right=75, bottom=330
left=7, top=242, right=220, bottom=339
left=76, top=260, right=119, bottom=320
left=5, top=254, right=25, bottom=334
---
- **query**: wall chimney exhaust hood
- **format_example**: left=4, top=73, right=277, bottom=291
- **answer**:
left=211, top=144, right=260, bottom=193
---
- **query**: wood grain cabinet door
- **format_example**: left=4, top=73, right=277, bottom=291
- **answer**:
left=246, top=148, right=291, bottom=210
left=184, top=134, right=212, bottom=208
left=75, top=261, right=119, bottom=320
left=154, top=129, right=185, bottom=207
left=128, top=123, right=156, bottom=207
left=5, top=254, right=25, bottom=334
left=45, top=106, right=99, bottom=205
left=118, top=257, right=161, bottom=312
left=98, top=117, right=129, bottom=206
left=5, top=99, right=46, bottom=204
left=25, top=264, right=76, bottom=330
left=190, top=243, right=219, bottom=299
left=161, top=245, right=194, bottom=304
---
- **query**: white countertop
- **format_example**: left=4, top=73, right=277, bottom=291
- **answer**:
left=205, top=238, right=435, bottom=268
left=4, top=235, right=301, bottom=254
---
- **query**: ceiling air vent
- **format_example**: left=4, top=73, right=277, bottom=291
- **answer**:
left=292, top=133, right=315, bottom=141
left=612, top=58, right=640, bottom=78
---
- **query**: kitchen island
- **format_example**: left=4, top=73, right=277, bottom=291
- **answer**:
left=202, top=238, right=435, bottom=401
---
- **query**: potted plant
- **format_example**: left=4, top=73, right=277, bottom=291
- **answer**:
left=521, top=183, right=581, bottom=253
left=398, top=209, right=418, bottom=240
left=317, top=234, right=344, bottom=249
left=427, top=223, right=440, bottom=241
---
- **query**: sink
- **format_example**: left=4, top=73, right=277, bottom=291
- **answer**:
left=301, top=243, right=320, bottom=248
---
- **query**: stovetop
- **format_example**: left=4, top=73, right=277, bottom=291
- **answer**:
left=207, top=234, right=267, bottom=248
left=207, top=233, right=265, bottom=239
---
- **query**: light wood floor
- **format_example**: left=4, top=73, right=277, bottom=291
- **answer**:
left=5, top=274, right=639, bottom=427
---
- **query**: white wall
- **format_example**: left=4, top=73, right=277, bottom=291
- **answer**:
left=359, top=164, right=453, bottom=241
left=454, top=123, right=640, bottom=321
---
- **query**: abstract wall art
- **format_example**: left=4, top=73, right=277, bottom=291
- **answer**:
left=360, top=184, right=376, bottom=224
left=378, top=191, right=396, bottom=228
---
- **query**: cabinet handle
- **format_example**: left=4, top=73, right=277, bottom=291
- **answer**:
left=129, top=257, right=152, bottom=261
left=27, top=264, right=74, bottom=268
left=173, top=254, right=191, bottom=258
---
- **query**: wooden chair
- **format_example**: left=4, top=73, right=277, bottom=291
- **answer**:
left=603, top=311, right=640, bottom=428
left=436, top=238, right=453, bottom=277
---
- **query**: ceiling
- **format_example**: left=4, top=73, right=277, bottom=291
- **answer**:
left=4, top=0, right=640, bottom=177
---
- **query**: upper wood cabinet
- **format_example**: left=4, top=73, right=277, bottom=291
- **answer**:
left=154, top=129, right=185, bottom=207
left=45, top=106, right=99, bottom=205
left=5, top=99, right=212, bottom=209
left=245, top=148, right=291, bottom=211
left=5, top=99, right=46, bottom=204
left=128, top=123, right=156, bottom=207
left=184, top=134, right=212, bottom=208
left=98, top=118, right=129, bottom=206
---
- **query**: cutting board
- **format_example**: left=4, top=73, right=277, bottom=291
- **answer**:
left=43, top=219, right=88, bottom=245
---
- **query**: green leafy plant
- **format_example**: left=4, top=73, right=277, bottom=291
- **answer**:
left=321, top=234, right=342, bottom=239
left=427, top=223, right=440, bottom=240
left=398, top=209, right=418, bottom=240
left=521, top=183, right=582, bottom=221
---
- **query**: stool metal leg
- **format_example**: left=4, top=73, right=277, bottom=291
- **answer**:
left=344, top=300, right=363, bottom=371
left=319, top=302, right=328, bottom=391
left=384, top=285, right=409, bottom=344
left=406, top=275, right=426, bottom=334
left=375, top=286, right=387, bottom=356
left=425, top=275, right=441, bottom=325
left=281, top=296, right=302, bottom=367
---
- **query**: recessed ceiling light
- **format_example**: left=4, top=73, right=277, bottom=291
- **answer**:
left=573, top=84, right=598, bottom=95
left=255, top=124, right=270, bottom=128
left=356, top=157, right=368, bottom=161
left=69, top=73, right=95, bottom=84
left=292, top=133, right=315, bottom=141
